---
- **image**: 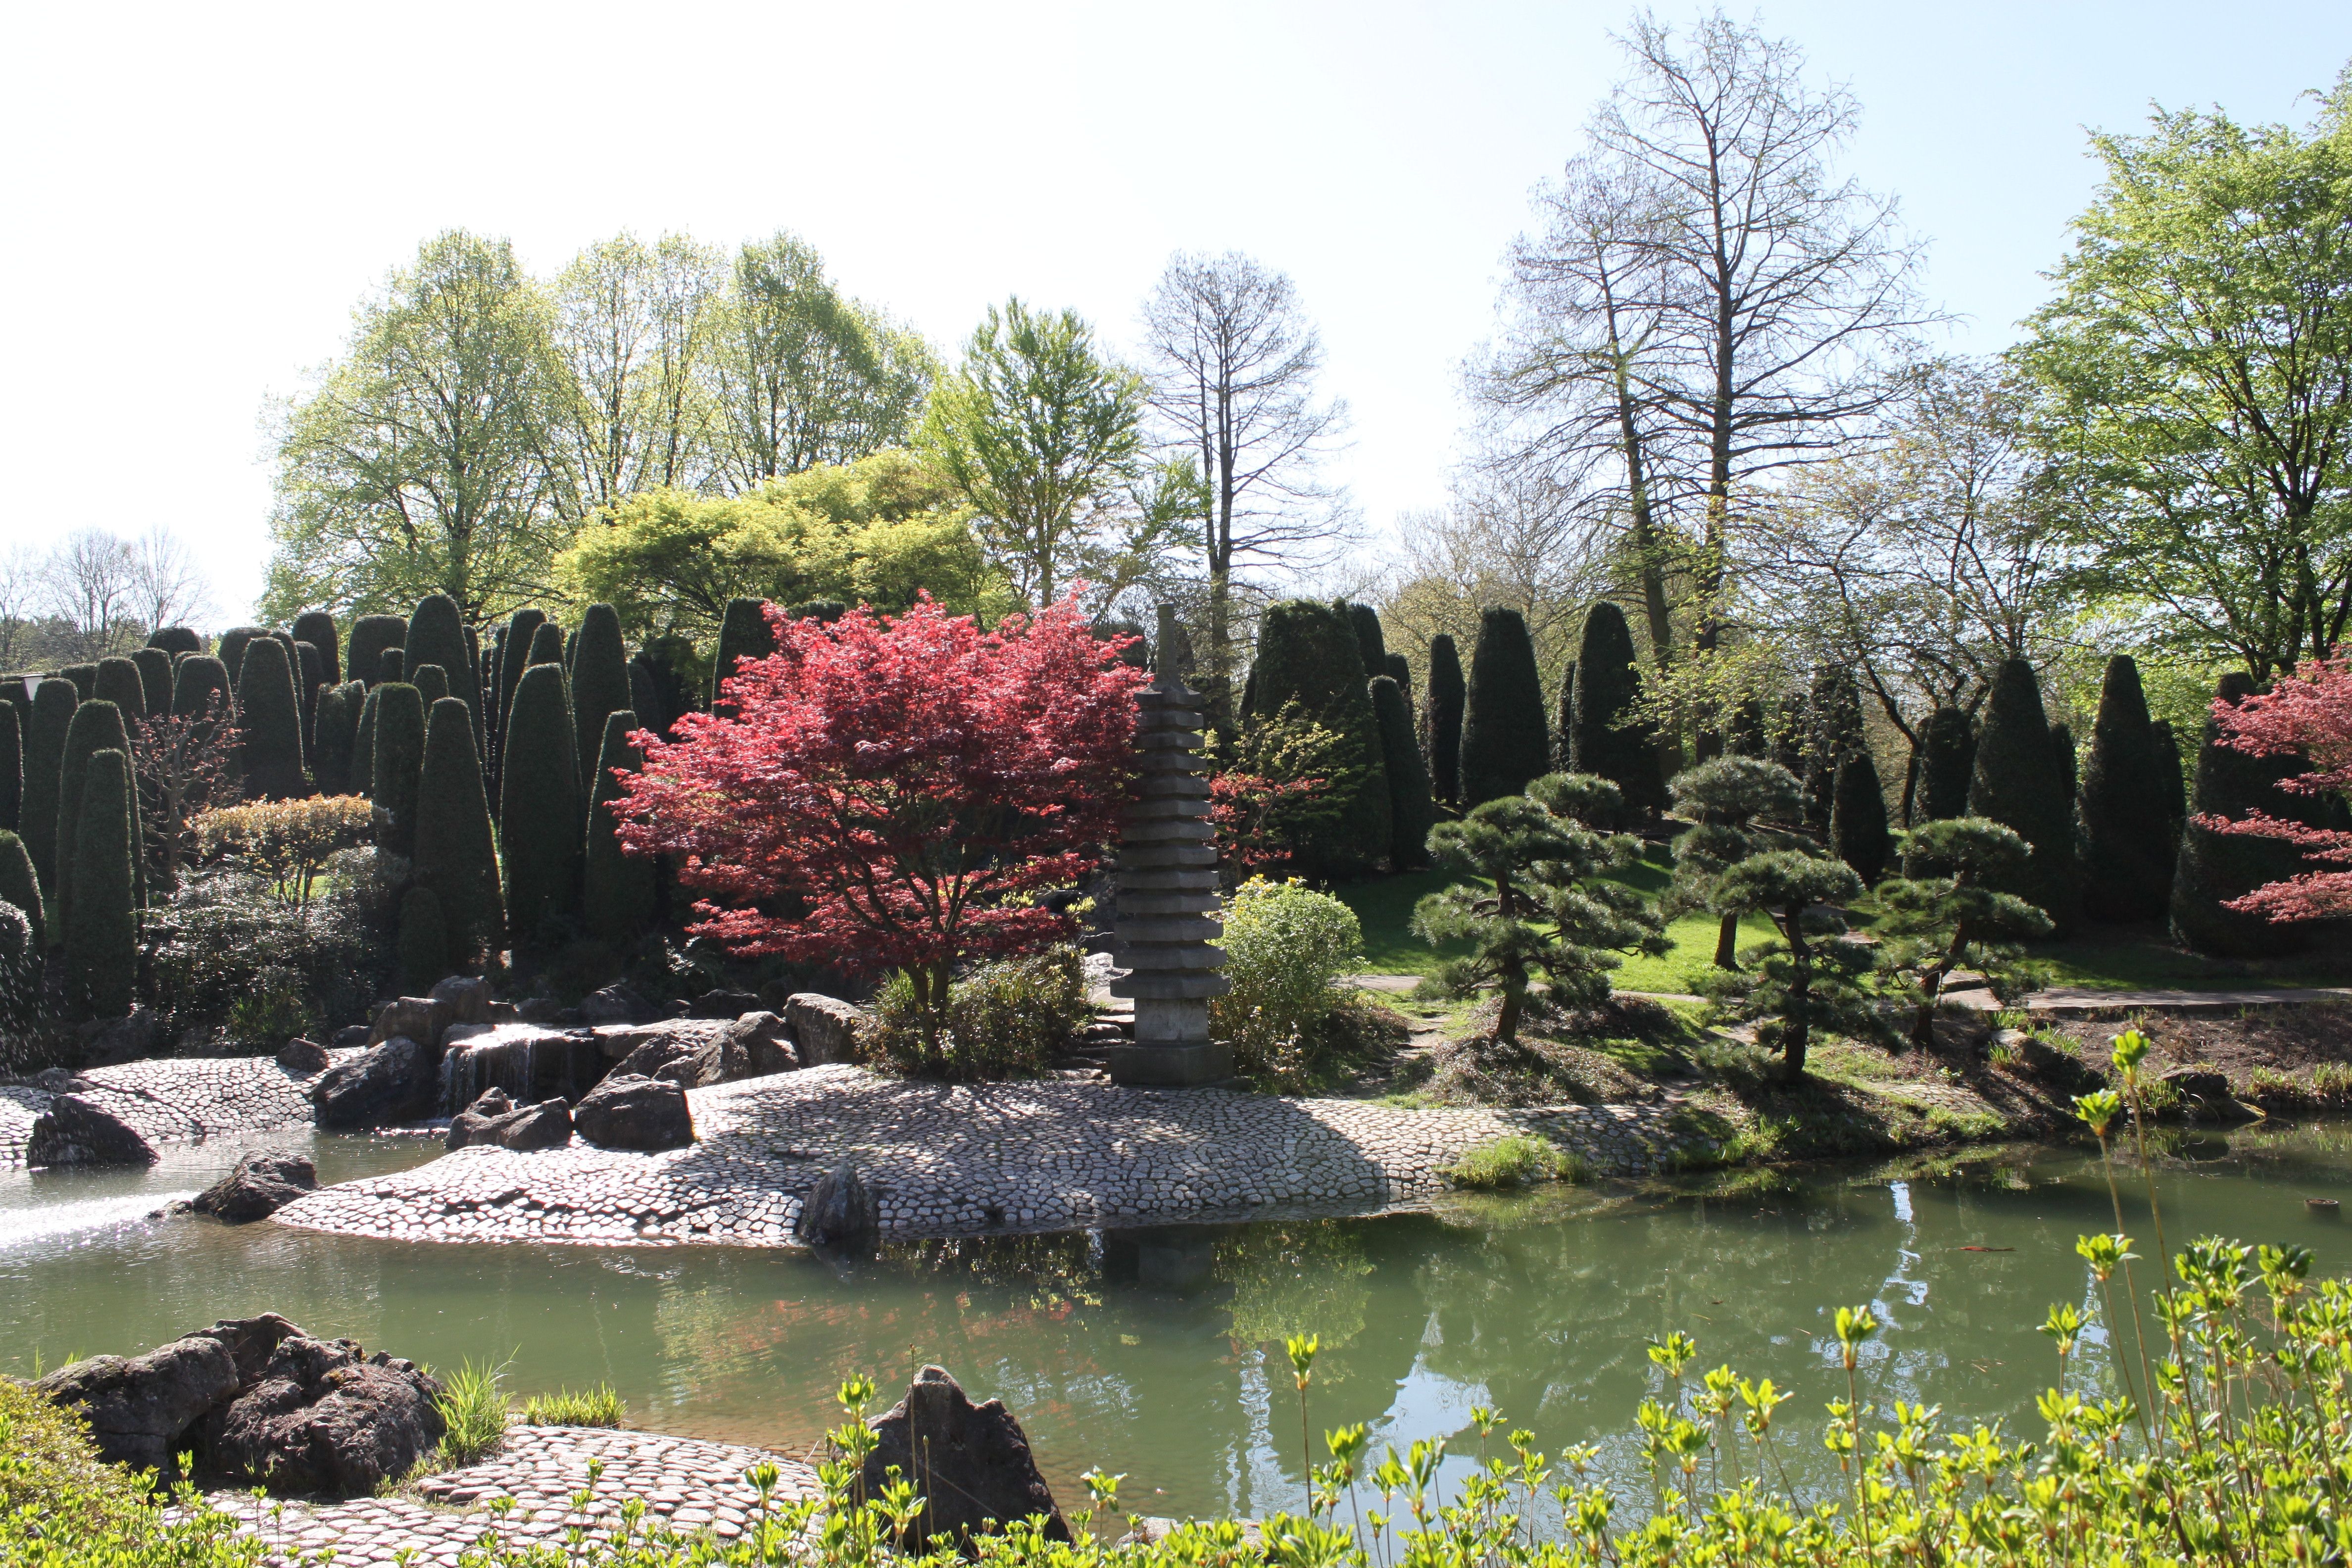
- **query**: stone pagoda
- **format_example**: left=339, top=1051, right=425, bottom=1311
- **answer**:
left=1107, top=608, right=1230, bottom=1086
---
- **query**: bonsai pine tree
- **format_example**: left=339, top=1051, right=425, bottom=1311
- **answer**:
left=1874, top=818, right=2053, bottom=1047
left=1830, top=751, right=1892, bottom=886
left=236, top=636, right=307, bottom=800
left=346, top=614, right=404, bottom=691
left=1667, top=756, right=1811, bottom=969
left=404, top=592, right=477, bottom=745
left=499, top=662, right=582, bottom=947
left=396, top=885, right=449, bottom=996
left=64, top=748, right=136, bottom=1018
left=0, top=830, right=43, bottom=950
left=1413, top=772, right=1667, bottom=1047
left=1566, top=601, right=1664, bottom=819
left=1967, top=658, right=2080, bottom=933
left=713, top=596, right=777, bottom=714
left=2078, top=654, right=2177, bottom=921
left=0, top=701, right=17, bottom=834
left=131, top=648, right=173, bottom=721
left=94, top=656, right=146, bottom=720
left=1459, top=607, right=1549, bottom=805
left=1369, top=675, right=1435, bottom=872
left=1345, top=601, right=1386, bottom=678
left=413, top=697, right=503, bottom=967
left=583, top=709, right=657, bottom=945
left=1913, top=706, right=1975, bottom=823
left=569, top=603, right=633, bottom=809
left=369, top=682, right=426, bottom=859
left=292, top=610, right=342, bottom=686
left=1688, top=848, right=1876, bottom=1084
left=1243, top=600, right=1389, bottom=874
left=56, top=699, right=141, bottom=930
left=23, top=677, right=77, bottom=892
left=1419, top=633, right=1466, bottom=805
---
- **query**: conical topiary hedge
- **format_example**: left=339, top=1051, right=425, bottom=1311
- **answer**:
left=311, top=681, right=359, bottom=797
left=2152, top=720, right=2188, bottom=830
left=494, top=607, right=547, bottom=783
left=1371, top=675, right=1435, bottom=871
left=292, top=611, right=342, bottom=686
left=583, top=709, right=656, bottom=945
left=1966, top=658, right=2079, bottom=932
left=236, top=636, right=308, bottom=800
left=713, top=597, right=776, bottom=714
left=2078, top=655, right=2175, bottom=922
left=346, top=615, right=405, bottom=692
left=1459, top=607, right=1549, bottom=806
left=1567, top=601, right=1664, bottom=819
left=1384, top=651, right=1410, bottom=692
left=94, top=656, right=145, bottom=720
left=569, top=604, right=632, bottom=809
left=1552, top=657, right=1577, bottom=771
left=1830, top=751, right=1892, bottom=886
left=348, top=685, right=382, bottom=809
left=0, top=829, right=43, bottom=951
left=396, top=885, right=449, bottom=997
left=370, top=683, right=426, bottom=859
left=57, top=699, right=140, bottom=932
left=23, top=678, right=77, bottom=894
left=146, top=626, right=203, bottom=657
left=64, top=748, right=136, bottom=1018
left=500, top=663, right=581, bottom=946
left=405, top=593, right=476, bottom=749
left=410, top=663, right=450, bottom=709
left=131, top=648, right=173, bottom=720
left=171, top=655, right=234, bottom=725
left=526, top=621, right=565, bottom=668
left=1346, top=602, right=1387, bottom=679
left=0, top=702, right=18, bottom=835
left=294, top=640, right=326, bottom=753
left=1915, top=706, right=1975, bottom=822
left=1420, top=633, right=1465, bottom=806
left=1801, top=668, right=1866, bottom=831
left=216, top=628, right=266, bottom=687
left=413, top=697, right=503, bottom=966
left=1243, top=599, right=1389, bottom=874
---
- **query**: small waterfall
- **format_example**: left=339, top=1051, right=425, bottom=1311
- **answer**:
left=439, top=1028, right=602, bottom=1114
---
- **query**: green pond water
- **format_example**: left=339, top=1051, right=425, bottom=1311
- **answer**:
left=6, top=1123, right=2352, bottom=1520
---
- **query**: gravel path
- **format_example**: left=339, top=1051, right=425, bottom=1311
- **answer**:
left=201, top=1425, right=816, bottom=1566
left=272, top=1064, right=1701, bottom=1248
left=1, top=1053, right=348, bottom=1167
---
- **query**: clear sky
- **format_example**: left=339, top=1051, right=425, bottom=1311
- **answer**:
left=5, top=1, right=2348, bottom=623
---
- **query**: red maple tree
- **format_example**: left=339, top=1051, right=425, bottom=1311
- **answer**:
left=2198, top=656, right=2352, bottom=920
left=611, top=594, right=1148, bottom=1010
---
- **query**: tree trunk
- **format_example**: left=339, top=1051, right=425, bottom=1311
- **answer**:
left=1713, top=911, right=1740, bottom=970
left=1778, top=914, right=1811, bottom=1083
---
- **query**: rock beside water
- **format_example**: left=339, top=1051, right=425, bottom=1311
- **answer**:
left=311, top=1037, right=434, bottom=1129
left=862, top=1365, right=1067, bottom=1549
left=25, top=1093, right=158, bottom=1168
left=33, top=1333, right=242, bottom=1470
left=796, top=1159, right=878, bottom=1251
left=446, top=1086, right=575, bottom=1151
left=201, top=1333, right=446, bottom=1495
left=573, top=1073, right=693, bottom=1150
left=277, top=1037, right=331, bottom=1074
left=193, top=1149, right=318, bottom=1223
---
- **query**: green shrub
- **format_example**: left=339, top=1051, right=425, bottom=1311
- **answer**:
left=408, top=661, right=449, bottom=708
left=583, top=710, right=655, bottom=945
left=867, top=945, right=1088, bottom=1080
left=309, top=681, right=360, bottom=797
left=412, top=698, right=502, bottom=966
left=1565, top=600, right=1664, bottom=818
left=292, top=609, right=342, bottom=686
left=93, top=655, right=146, bottom=720
left=1440, top=1133, right=1588, bottom=1189
left=64, top=749, right=136, bottom=1018
left=1458, top=606, right=1548, bottom=806
left=1910, top=704, right=1976, bottom=826
left=1828, top=750, right=1890, bottom=885
left=215, top=626, right=265, bottom=686
left=494, top=607, right=547, bottom=773
left=521, top=1384, right=625, bottom=1428
left=1968, top=657, right=2080, bottom=933
left=169, top=655, right=233, bottom=725
left=570, top=603, right=633, bottom=808
left=1245, top=600, right=1390, bottom=874
left=1419, top=632, right=1464, bottom=805
left=56, top=700, right=139, bottom=933
left=2078, top=655, right=2176, bottom=921
left=1368, top=675, right=1434, bottom=872
left=1343, top=600, right=1386, bottom=678
left=1209, top=877, right=1368, bottom=1082
left=499, top=663, right=582, bottom=948
left=432, top=1355, right=511, bottom=1466
left=404, top=592, right=476, bottom=743
left=226, top=984, right=311, bottom=1049
left=22, top=677, right=76, bottom=892
left=145, top=624, right=203, bottom=656
left=145, top=853, right=391, bottom=1039
left=234, top=636, right=307, bottom=801
left=131, top=648, right=174, bottom=722
left=0, top=829, right=42, bottom=950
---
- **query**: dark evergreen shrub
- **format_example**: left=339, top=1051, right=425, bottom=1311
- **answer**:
left=146, top=626, right=203, bottom=657
left=2052, top=722, right=2077, bottom=809
left=311, top=682, right=358, bottom=796
left=64, top=748, right=136, bottom=1017
left=714, top=597, right=776, bottom=713
left=1553, top=658, right=1577, bottom=771
left=629, top=651, right=685, bottom=742
left=1728, top=699, right=1772, bottom=758
left=499, top=663, right=581, bottom=945
left=131, top=648, right=173, bottom=719
left=569, top=604, right=632, bottom=800
left=1801, top=668, right=1866, bottom=831
left=217, top=628, right=268, bottom=686
left=404, top=593, right=475, bottom=744
left=1420, top=633, right=1465, bottom=805
left=1345, top=602, right=1387, bottom=678
left=292, top=611, right=341, bottom=685
left=0, top=701, right=17, bottom=834
left=2078, top=655, right=2175, bottom=922
left=348, top=684, right=381, bottom=810
left=1966, top=658, right=2079, bottom=933
left=346, top=615, right=404, bottom=691
left=2152, top=720, right=2188, bottom=829
left=1567, top=602, right=1665, bottom=818
left=61, top=664, right=97, bottom=699
left=380, top=647, right=404, bottom=683
left=0, top=830, right=42, bottom=950
left=2170, top=674, right=2326, bottom=956
left=236, top=637, right=308, bottom=800
left=1830, top=751, right=1892, bottom=886
left=94, top=656, right=145, bottom=720
left=293, top=640, right=325, bottom=752
left=1371, top=676, right=1435, bottom=871
left=396, top=885, right=449, bottom=996
left=413, top=697, right=503, bottom=966
left=1244, top=599, right=1390, bottom=872
left=23, top=679, right=76, bottom=893
left=1915, top=706, right=1975, bottom=822
left=526, top=621, right=565, bottom=668
left=1383, top=651, right=1411, bottom=691
left=496, top=608, right=546, bottom=753
left=583, top=709, right=656, bottom=945
left=369, top=683, right=426, bottom=858
left=410, top=663, right=450, bottom=708
left=170, top=655, right=233, bottom=722
left=57, top=699, right=137, bottom=932
left=1460, top=607, right=1549, bottom=806
left=785, top=598, right=848, bottom=624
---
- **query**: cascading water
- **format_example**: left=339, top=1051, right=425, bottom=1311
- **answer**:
left=438, top=1028, right=603, bottom=1114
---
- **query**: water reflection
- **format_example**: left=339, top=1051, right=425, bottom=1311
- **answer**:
left=3, top=1125, right=2349, bottom=1518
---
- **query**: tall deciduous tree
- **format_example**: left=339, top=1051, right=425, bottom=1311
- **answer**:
left=1141, top=252, right=1350, bottom=719
left=265, top=231, right=571, bottom=622
left=2020, top=80, right=2352, bottom=681
left=549, top=232, right=727, bottom=513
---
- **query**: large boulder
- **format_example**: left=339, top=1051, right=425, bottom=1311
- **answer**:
left=580, top=981, right=655, bottom=1026
left=365, top=996, right=451, bottom=1053
left=77, top=1007, right=162, bottom=1067
left=25, top=1093, right=156, bottom=1168
left=445, top=1087, right=574, bottom=1152
left=33, top=1334, right=241, bottom=1470
left=429, top=974, right=493, bottom=1027
left=2163, top=1067, right=2253, bottom=1122
left=687, top=988, right=762, bottom=1019
left=572, top=1073, right=693, bottom=1150
left=310, top=1037, right=433, bottom=1129
left=796, top=1159, right=878, bottom=1252
left=186, top=1314, right=307, bottom=1385
left=613, top=1013, right=798, bottom=1089
left=862, top=1366, right=1067, bottom=1550
left=277, top=1037, right=331, bottom=1075
left=787, top=993, right=867, bottom=1067
left=202, top=1334, right=445, bottom=1496
left=718, top=1012, right=798, bottom=1080
left=193, top=1149, right=318, bottom=1223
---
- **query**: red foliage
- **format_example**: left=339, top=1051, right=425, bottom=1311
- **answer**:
left=1208, top=770, right=1329, bottom=874
left=611, top=595, right=1148, bottom=1001
left=2197, top=656, right=2352, bottom=920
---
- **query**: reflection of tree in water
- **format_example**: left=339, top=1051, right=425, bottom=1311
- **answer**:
left=1216, top=1224, right=1373, bottom=1349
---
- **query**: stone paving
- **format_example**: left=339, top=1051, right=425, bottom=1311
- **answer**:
left=0, top=1053, right=352, bottom=1167
left=200, top=1424, right=817, bottom=1566
left=273, top=1064, right=1699, bottom=1248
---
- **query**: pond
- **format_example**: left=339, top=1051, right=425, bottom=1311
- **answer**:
left=6, top=1121, right=2350, bottom=1521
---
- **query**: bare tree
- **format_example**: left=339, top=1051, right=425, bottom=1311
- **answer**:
left=42, top=529, right=140, bottom=660
left=126, top=528, right=212, bottom=635
left=0, top=545, right=41, bottom=670
left=1141, top=251, right=1351, bottom=720
left=550, top=232, right=727, bottom=516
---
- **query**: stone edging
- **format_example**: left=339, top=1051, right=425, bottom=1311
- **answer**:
left=0, top=1052, right=357, bottom=1168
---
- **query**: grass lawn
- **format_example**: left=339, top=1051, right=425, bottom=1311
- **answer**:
left=1332, top=850, right=1775, bottom=996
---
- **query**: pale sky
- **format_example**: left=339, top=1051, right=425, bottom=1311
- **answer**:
left=5, top=0, right=2348, bottom=624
